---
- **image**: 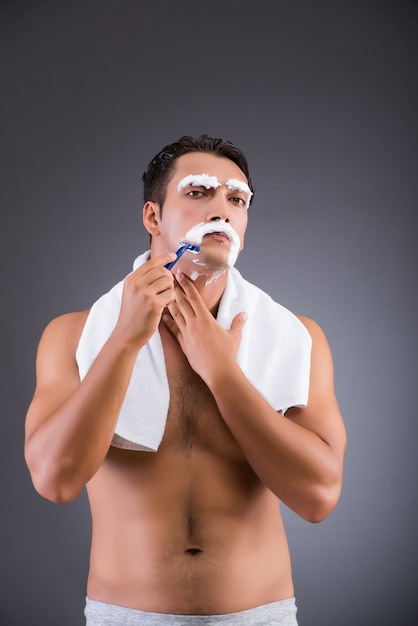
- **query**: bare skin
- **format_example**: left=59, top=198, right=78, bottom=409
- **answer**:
left=25, top=152, right=347, bottom=615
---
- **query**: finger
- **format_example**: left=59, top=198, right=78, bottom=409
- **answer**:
left=126, top=272, right=174, bottom=301
left=132, top=254, right=177, bottom=280
left=152, top=273, right=175, bottom=295
left=162, top=312, right=180, bottom=338
left=166, top=302, right=184, bottom=325
left=175, top=271, right=198, bottom=294
left=174, top=272, right=204, bottom=314
left=171, top=282, right=198, bottom=320
left=228, top=312, right=247, bottom=354
left=150, top=253, right=178, bottom=269
left=142, top=263, right=176, bottom=289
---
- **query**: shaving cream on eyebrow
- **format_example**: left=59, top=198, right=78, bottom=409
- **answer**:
left=226, top=179, right=253, bottom=208
left=182, top=220, right=241, bottom=267
left=177, top=173, right=221, bottom=191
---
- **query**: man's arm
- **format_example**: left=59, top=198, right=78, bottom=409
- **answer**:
left=164, top=274, right=347, bottom=523
left=25, top=254, right=176, bottom=503
left=207, top=315, right=347, bottom=523
left=25, top=311, right=142, bottom=503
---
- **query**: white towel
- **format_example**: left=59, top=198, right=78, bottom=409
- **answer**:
left=76, top=251, right=312, bottom=452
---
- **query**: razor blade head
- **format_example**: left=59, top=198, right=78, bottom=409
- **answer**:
left=179, top=242, right=200, bottom=253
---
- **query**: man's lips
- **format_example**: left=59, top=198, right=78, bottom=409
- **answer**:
left=203, top=232, right=231, bottom=242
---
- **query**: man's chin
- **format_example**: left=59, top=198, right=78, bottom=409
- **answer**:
left=195, top=250, right=230, bottom=271
left=174, top=249, right=230, bottom=284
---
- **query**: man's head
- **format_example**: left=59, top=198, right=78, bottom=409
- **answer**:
left=142, top=135, right=254, bottom=276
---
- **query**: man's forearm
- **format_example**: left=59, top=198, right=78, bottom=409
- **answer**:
left=207, top=364, right=343, bottom=523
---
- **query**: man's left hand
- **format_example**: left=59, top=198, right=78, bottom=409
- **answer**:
left=163, top=272, right=247, bottom=385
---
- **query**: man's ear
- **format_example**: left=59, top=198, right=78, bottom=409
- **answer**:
left=143, top=201, right=161, bottom=237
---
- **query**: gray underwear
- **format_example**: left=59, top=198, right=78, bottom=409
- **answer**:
left=85, top=596, right=298, bottom=625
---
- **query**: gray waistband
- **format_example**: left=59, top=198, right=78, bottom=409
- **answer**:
left=85, top=596, right=298, bottom=625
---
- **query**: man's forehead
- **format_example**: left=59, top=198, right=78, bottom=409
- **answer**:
left=173, top=152, right=247, bottom=183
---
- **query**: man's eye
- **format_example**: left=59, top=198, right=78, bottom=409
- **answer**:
left=231, top=196, right=246, bottom=207
left=186, top=189, right=205, bottom=198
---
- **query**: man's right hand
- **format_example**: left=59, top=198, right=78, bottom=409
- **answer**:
left=114, top=253, right=176, bottom=347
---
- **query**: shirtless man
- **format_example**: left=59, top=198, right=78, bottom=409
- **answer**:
left=25, top=135, right=347, bottom=625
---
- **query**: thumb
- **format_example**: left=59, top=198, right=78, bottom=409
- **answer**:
left=230, top=311, right=247, bottom=335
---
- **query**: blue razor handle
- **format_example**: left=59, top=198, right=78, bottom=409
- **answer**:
left=165, top=243, right=200, bottom=270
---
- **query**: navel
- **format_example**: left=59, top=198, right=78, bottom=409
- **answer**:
left=184, top=547, right=203, bottom=556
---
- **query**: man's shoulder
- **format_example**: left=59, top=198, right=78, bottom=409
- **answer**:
left=32, top=310, right=91, bottom=381
left=40, top=310, right=91, bottom=349
left=45, top=309, right=90, bottom=330
left=295, top=314, right=325, bottom=338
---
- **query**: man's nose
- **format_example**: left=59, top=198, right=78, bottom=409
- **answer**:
left=206, top=197, right=230, bottom=222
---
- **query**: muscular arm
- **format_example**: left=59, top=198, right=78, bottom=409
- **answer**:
left=25, top=254, right=176, bottom=503
left=207, top=316, right=346, bottom=522
left=25, top=312, right=141, bottom=503
left=165, top=274, right=347, bottom=522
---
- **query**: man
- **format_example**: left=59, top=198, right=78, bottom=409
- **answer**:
left=25, top=135, right=347, bottom=625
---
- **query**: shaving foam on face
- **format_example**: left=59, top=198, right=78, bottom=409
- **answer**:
left=226, top=178, right=253, bottom=208
left=177, top=173, right=222, bottom=191
left=183, top=220, right=241, bottom=267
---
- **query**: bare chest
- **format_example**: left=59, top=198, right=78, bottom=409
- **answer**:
left=160, top=328, right=242, bottom=458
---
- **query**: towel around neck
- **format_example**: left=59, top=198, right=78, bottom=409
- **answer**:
left=76, top=251, right=312, bottom=451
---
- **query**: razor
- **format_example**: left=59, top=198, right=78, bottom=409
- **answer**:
left=165, top=242, right=201, bottom=270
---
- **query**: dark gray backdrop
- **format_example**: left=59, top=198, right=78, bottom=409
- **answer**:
left=1, top=1, right=417, bottom=624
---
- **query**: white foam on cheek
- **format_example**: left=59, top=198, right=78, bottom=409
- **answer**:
left=177, top=173, right=221, bottom=191
left=182, top=220, right=241, bottom=267
left=225, top=178, right=253, bottom=209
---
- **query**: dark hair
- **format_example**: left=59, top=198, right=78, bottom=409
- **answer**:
left=142, top=134, right=254, bottom=208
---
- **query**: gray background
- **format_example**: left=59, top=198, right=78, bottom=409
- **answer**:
left=1, top=1, right=417, bottom=624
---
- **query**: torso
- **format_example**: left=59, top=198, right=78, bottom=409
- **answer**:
left=85, top=323, right=294, bottom=614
